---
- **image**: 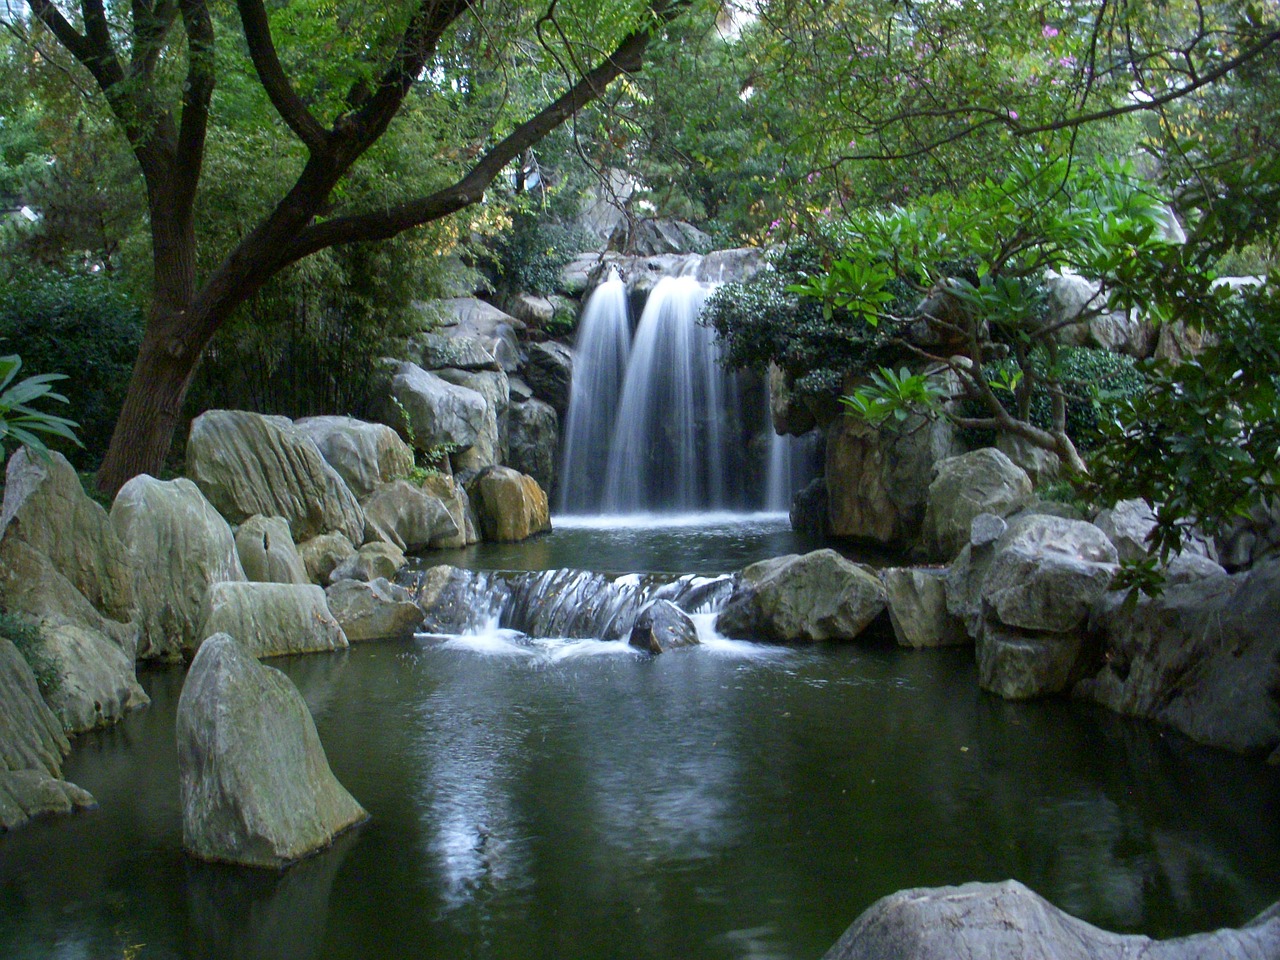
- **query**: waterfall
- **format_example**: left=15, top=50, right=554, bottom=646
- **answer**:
left=557, top=271, right=631, bottom=513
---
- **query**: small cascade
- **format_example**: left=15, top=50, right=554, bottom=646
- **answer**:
left=557, top=271, right=631, bottom=513
left=765, top=431, right=821, bottom=512
left=406, top=567, right=735, bottom=640
left=601, top=276, right=740, bottom=512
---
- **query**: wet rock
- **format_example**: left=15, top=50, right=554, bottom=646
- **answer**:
left=293, top=416, right=414, bottom=500
left=186, top=410, right=365, bottom=546
left=880, top=568, right=968, bottom=648
left=200, top=582, right=347, bottom=658
left=522, top=341, right=574, bottom=417
left=328, top=541, right=406, bottom=584
left=177, top=634, right=367, bottom=868
left=716, top=549, right=887, bottom=643
left=923, top=448, right=1033, bottom=560
left=112, top=475, right=246, bottom=661
left=506, top=398, right=559, bottom=495
left=821, top=879, right=1280, bottom=960
left=628, top=600, right=699, bottom=654
left=469, top=467, right=551, bottom=543
left=361, top=480, right=458, bottom=553
left=235, top=515, right=309, bottom=585
left=325, top=578, right=422, bottom=641
left=297, top=532, right=356, bottom=586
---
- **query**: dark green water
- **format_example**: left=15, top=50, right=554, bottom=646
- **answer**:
left=2, top=636, right=1278, bottom=960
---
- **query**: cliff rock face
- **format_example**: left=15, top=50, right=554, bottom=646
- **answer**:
left=177, top=633, right=366, bottom=868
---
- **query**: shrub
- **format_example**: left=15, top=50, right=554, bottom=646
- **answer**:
left=0, top=609, right=60, bottom=698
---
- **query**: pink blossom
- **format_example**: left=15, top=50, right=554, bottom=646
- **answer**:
left=1042, top=24, right=1059, bottom=38
left=1008, top=110, right=1019, bottom=120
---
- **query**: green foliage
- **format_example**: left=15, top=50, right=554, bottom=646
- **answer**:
left=0, top=271, right=140, bottom=467
left=0, top=609, right=60, bottom=697
left=0, top=352, right=80, bottom=466
left=840, top=366, right=948, bottom=423
left=483, top=210, right=592, bottom=299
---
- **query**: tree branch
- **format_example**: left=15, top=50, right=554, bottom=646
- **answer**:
left=175, top=0, right=214, bottom=198
left=235, top=0, right=328, bottom=152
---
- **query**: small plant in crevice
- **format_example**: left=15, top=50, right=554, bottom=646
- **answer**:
left=0, top=609, right=62, bottom=698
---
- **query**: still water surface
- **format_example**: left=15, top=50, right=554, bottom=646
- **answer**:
left=1, top=634, right=1277, bottom=960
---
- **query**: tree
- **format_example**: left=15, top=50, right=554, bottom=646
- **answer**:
left=5, top=0, right=687, bottom=495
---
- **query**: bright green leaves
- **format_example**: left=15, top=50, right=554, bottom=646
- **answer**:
left=786, top=258, right=895, bottom=323
left=0, top=353, right=80, bottom=465
left=840, top=366, right=948, bottom=424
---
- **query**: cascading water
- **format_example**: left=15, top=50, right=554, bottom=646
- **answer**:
left=557, top=270, right=631, bottom=513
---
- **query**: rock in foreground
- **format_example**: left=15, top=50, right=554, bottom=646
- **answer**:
left=823, top=880, right=1279, bottom=959
left=628, top=600, right=699, bottom=654
left=177, top=634, right=366, bottom=868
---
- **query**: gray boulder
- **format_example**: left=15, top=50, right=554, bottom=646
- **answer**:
left=880, top=567, right=968, bottom=648
left=507, top=398, right=559, bottom=495
left=200, top=582, right=347, bottom=658
left=297, top=532, right=356, bottom=586
left=469, top=467, right=551, bottom=543
left=1080, top=560, right=1280, bottom=755
left=413, top=331, right=500, bottom=372
left=361, top=480, right=459, bottom=553
left=112, top=475, right=246, bottom=661
left=0, top=770, right=95, bottom=831
left=522, top=341, right=574, bottom=417
left=1094, top=498, right=1158, bottom=563
left=715, top=549, right=887, bottom=643
left=186, top=410, right=365, bottom=546
left=502, top=292, right=555, bottom=327
left=1, top=448, right=132, bottom=622
left=293, top=416, right=414, bottom=500
left=437, top=298, right=524, bottom=372
left=923, top=448, right=1033, bottom=560
left=328, top=541, right=406, bottom=584
left=390, top=361, right=489, bottom=454
left=40, top=621, right=150, bottom=734
left=995, top=433, right=1060, bottom=486
left=821, top=879, right=1280, bottom=960
left=325, top=578, right=422, bottom=641
left=418, top=474, right=478, bottom=548
left=235, top=515, right=309, bottom=585
left=435, top=367, right=509, bottom=473
left=977, top=625, right=1088, bottom=701
left=628, top=600, right=700, bottom=654
left=177, top=634, right=367, bottom=868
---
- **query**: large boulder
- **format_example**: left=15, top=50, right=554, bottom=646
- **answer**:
left=39, top=622, right=150, bottom=734
left=325, top=578, right=422, bottom=642
left=297, top=532, right=356, bottom=586
left=292, top=416, right=414, bottom=500
left=437, top=298, right=525, bottom=372
left=112, top=475, right=246, bottom=661
left=186, top=410, right=365, bottom=546
left=1044, top=271, right=1155, bottom=357
left=1079, top=559, right=1280, bottom=756
left=826, top=413, right=962, bottom=546
left=435, top=367, right=509, bottom=473
left=469, top=467, right=551, bottom=543
left=0, top=637, right=94, bottom=830
left=389, top=361, right=489, bottom=454
left=361, top=480, right=459, bottom=553
left=922, top=448, right=1033, bottom=560
left=177, top=634, right=367, bottom=868
left=234, top=515, right=309, bottom=585
left=879, top=567, right=968, bottom=648
left=821, top=879, right=1280, bottom=960
left=0, top=448, right=132, bottom=621
left=419, top=473, right=479, bottom=548
left=506, top=398, right=559, bottom=495
left=522, top=341, right=574, bottom=417
left=628, top=600, right=700, bottom=654
left=199, top=582, right=347, bottom=658
left=413, top=331, right=501, bottom=373
left=328, top=541, right=406, bottom=584
left=715, top=549, right=887, bottom=643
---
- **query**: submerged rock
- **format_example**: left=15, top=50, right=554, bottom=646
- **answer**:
left=821, top=879, right=1280, bottom=959
left=716, top=549, right=886, bottom=643
left=177, top=634, right=367, bottom=868
left=628, top=600, right=699, bottom=654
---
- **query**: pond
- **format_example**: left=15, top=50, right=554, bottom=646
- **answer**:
left=1, top=516, right=1278, bottom=960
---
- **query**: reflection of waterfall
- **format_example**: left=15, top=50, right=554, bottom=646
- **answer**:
left=558, top=272, right=631, bottom=512
left=559, top=273, right=744, bottom=515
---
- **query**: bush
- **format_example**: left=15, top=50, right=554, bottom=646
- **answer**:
left=0, top=609, right=60, bottom=698
left=0, top=270, right=143, bottom=469
left=483, top=212, right=593, bottom=299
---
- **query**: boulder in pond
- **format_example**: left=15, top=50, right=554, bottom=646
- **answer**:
left=325, top=578, right=422, bottom=641
left=112, top=475, right=246, bottom=661
left=361, top=480, right=458, bottom=553
left=418, top=473, right=478, bottom=548
left=186, top=410, right=365, bottom=546
left=879, top=567, right=968, bottom=648
left=628, top=600, right=699, bottom=654
left=38, top=621, right=150, bottom=734
left=293, top=416, right=414, bottom=500
left=469, top=467, right=551, bottom=543
left=297, top=532, right=356, bottom=586
left=235, top=515, right=309, bottom=585
left=200, top=582, right=347, bottom=658
left=820, top=879, right=1280, bottom=960
left=177, top=633, right=367, bottom=868
left=328, top=540, right=406, bottom=584
left=715, top=549, right=887, bottom=643
left=922, top=448, right=1033, bottom=561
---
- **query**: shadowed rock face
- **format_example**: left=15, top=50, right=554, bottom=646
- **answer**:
left=822, top=880, right=1280, bottom=960
left=177, top=633, right=366, bottom=869
left=628, top=600, right=699, bottom=655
